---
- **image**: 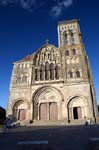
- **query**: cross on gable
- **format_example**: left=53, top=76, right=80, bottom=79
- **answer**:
left=46, top=39, right=49, bottom=44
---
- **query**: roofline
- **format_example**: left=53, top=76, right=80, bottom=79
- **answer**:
left=58, top=19, right=79, bottom=26
left=36, top=43, right=57, bottom=54
left=13, top=53, right=36, bottom=64
left=13, top=59, right=32, bottom=64
left=13, top=44, right=57, bottom=64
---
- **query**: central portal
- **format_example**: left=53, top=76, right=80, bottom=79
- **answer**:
left=33, top=86, right=63, bottom=121
left=40, top=102, right=58, bottom=120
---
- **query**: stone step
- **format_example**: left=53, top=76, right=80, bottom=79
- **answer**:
left=68, top=119, right=86, bottom=125
left=29, top=119, right=86, bottom=126
left=32, top=120, right=67, bottom=126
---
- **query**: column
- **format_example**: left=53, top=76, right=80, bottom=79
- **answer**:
left=37, top=69, right=40, bottom=81
left=47, top=103, right=49, bottom=120
left=58, top=103, right=61, bottom=120
left=37, top=104, right=40, bottom=120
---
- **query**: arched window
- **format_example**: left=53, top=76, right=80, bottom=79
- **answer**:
left=68, top=71, right=73, bottom=78
left=21, top=64, right=24, bottom=69
left=25, top=64, right=27, bottom=68
left=35, top=69, right=39, bottom=81
left=45, top=62, right=49, bottom=80
left=72, top=49, right=76, bottom=55
left=22, top=76, right=24, bottom=83
left=17, top=64, right=20, bottom=69
left=40, top=64, right=45, bottom=80
left=55, top=65, right=59, bottom=79
left=24, top=76, right=27, bottom=82
left=22, top=75, right=27, bottom=83
left=70, top=30, right=75, bottom=44
left=65, top=50, right=69, bottom=56
left=16, top=76, right=21, bottom=84
left=48, top=53, right=50, bottom=59
left=50, top=63, right=54, bottom=80
left=63, top=32, right=68, bottom=45
left=70, top=31, right=74, bottom=37
left=76, top=71, right=80, bottom=78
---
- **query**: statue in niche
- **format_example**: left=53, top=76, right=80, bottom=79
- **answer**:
left=36, top=57, right=38, bottom=66
left=55, top=54, right=59, bottom=63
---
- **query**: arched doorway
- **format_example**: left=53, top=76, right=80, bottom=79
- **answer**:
left=67, top=96, right=88, bottom=121
left=13, top=100, right=28, bottom=121
left=73, top=107, right=82, bottom=119
left=33, top=86, right=63, bottom=121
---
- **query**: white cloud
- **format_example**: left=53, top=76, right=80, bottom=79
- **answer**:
left=50, top=5, right=62, bottom=17
left=0, top=0, right=37, bottom=10
left=20, top=0, right=36, bottom=10
left=50, top=0, right=73, bottom=17
left=0, top=0, right=18, bottom=5
left=0, top=0, right=12, bottom=6
left=63, top=0, right=73, bottom=8
left=0, top=0, right=73, bottom=18
left=0, top=0, right=48, bottom=12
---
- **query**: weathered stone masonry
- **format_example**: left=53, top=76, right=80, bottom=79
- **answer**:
left=6, top=19, right=98, bottom=124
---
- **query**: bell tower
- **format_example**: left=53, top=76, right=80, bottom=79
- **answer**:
left=57, top=19, right=82, bottom=47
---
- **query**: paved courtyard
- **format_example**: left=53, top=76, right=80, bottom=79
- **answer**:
left=0, top=125, right=99, bottom=150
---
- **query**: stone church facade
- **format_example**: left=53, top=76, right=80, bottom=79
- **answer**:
left=6, top=19, right=98, bottom=124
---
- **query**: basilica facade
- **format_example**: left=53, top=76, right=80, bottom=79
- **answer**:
left=6, top=19, right=98, bottom=124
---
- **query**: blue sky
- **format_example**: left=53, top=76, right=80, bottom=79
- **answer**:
left=0, top=0, right=99, bottom=108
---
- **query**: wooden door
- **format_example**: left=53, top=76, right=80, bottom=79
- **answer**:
left=18, top=109, right=26, bottom=121
left=49, top=103, right=58, bottom=120
left=77, top=107, right=82, bottom=119
left=40, top=103, right=47, bottom=120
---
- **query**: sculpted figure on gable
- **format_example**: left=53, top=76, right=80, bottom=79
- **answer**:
left=34, top=45, right=60, bottom=66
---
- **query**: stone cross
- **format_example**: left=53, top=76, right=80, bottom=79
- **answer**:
left=46, top=39, right=49, bottom=44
